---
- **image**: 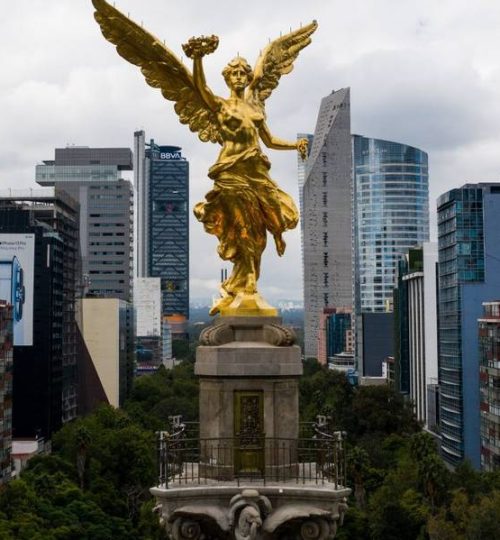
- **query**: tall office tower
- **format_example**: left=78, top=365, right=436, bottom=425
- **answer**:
left=134, top=131, right=189, bottom=331
left=437, top=183, right=500, bottom=468
left=353, top=136, right=429, bottom=375
left=394, top=243, right=438, bottom=428
left=36, top=147, right=134, bottom=302
left=303, top=89, right=352, bottom=359
left=0, top=188, right=79, bottom=438
left=0, top=302, right=13, bottom=485
left=478, top=302, right=500, bottom=471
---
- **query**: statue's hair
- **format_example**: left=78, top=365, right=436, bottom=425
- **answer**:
left=222, top=57, right=254, bottom=86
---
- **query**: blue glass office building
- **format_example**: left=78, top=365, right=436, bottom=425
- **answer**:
left=326, top=311, right=351, bottom=358
left=353, top=136, right=429, bottom=374
left=353, top=136, right=429, bottom=312
left=134, top=131, right=189, bottom=322
left=149, top=145, right=189, bottom=319
left=437, top=183, right=500, bottom=468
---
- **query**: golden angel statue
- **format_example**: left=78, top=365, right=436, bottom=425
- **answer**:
left=92, top=0, right=317, bottom=316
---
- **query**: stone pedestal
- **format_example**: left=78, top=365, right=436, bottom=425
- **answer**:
left=152, top=316, right=351, bottom=539
left=195, top=316, right=302, bottom=442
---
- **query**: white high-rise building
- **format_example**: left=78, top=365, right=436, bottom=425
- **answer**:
left=302, top=89, right=353, bottom=359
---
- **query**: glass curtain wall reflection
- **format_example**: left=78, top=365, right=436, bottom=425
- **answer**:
left=353, top=136, right=429, bottom=373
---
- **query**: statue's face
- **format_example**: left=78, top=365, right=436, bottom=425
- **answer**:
left=227, top=67, right=249, bottom=91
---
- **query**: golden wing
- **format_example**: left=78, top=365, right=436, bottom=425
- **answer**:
left=247, top=21, right=318, bottom=104
left=92, top=0, right=221, bottom=144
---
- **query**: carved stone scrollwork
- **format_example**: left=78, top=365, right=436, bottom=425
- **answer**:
left=171, top=518, right=202, bottom=540
left=199, top=323, right=234, bottom=345
left=229, top=490, right=271, bottom=540
left=262, top=323, right=296, bottom=346
left=199, top=321, right=296, bottom=346
left=299, top=518, right=336, bottom=540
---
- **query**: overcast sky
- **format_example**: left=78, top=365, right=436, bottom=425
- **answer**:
left=1, top=0, right=500, bottom=302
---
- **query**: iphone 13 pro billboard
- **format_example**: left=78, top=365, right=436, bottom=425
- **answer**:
left=0, top=234, right=34, bottom=345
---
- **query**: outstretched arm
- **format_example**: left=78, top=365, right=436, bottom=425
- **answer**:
left=259, top=122, right=308, bottom=159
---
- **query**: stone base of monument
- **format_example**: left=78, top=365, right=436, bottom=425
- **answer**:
left=151, top=485, right=350, bottom=540
left=151, top=316, right=350, bottom=539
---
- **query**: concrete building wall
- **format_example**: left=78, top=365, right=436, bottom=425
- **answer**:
left=403, top=242, right=438, bottom=426
left=303, top=89, right=352, bottom=358
left=406, top=273, right=425, bottom=422
left=423, top=242, right=439, bottom=393
left=134, top=130, right=148, bottom=278
left=36, top=147, right=134, bottom=302
left=478, top=302, right=500, bottom=471
left=78, top=299, right=121, bottom=407
left=135, top=277, right=162, bottom=337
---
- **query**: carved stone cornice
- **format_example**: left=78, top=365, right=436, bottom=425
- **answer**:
left=152, top=486, right=349, bottom=540
left=199, top=317, right=296, bottom=347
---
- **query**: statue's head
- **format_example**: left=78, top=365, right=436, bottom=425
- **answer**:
left=222, top=57, right=253, bottom=90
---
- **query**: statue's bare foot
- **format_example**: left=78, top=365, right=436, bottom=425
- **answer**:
left=274, top=234, right=286, bottom=256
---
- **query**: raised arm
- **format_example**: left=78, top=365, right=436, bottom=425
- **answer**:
left=182, top=36, right=220, bottom=112
left=193, top=57, right=219, bottom=112
left=259, top=122, right=308, bottom=159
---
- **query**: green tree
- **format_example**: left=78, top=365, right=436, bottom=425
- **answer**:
left=409, top=432, right=449, bottom=511
left=53, top=405, right=156, bottom=522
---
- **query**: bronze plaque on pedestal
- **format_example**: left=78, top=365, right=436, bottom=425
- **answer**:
left=234, top=391, right=264, bottom=476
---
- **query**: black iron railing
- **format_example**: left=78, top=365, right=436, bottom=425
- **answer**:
left=156, top=433, right=346, bottom=489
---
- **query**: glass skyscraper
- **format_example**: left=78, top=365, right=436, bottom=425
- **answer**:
left=437, top=183, right=500, bottom=468
left=353, top=136, right=429, bottom=311
left=134, top=131, right=189, bottom=324
left=353, top=136, right=429, bottom=375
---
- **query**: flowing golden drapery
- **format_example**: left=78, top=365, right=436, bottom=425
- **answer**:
left=194, top=146, right=298, bottom=312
